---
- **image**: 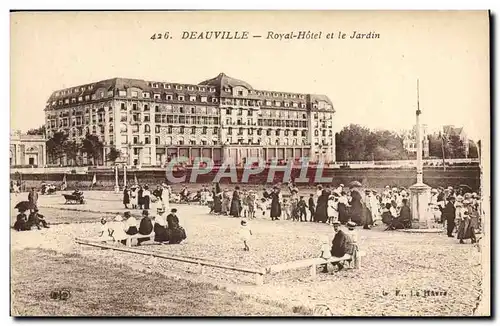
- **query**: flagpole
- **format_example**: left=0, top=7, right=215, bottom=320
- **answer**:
left=114, top=165, right=120, bottom=193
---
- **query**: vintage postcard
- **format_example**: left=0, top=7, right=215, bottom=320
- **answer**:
left=9, top=10, right=490, bottom=317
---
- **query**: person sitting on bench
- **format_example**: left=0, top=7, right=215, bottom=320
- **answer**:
left=137, top=210, right=154, bottom=246
left=98, top=217, right=110, bottom=240
left=154, top=208, right=169, bottom=243
left=27, top=208, right=50, bottom=229
left=109, top=215, right=128, bottom=245
left=330, top=219, right=353, bottom=272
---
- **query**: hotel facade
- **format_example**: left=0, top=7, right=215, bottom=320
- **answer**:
left=44, top=73, right=335, bottom=166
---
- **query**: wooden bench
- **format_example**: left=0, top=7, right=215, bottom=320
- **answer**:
left=265, top=249, right=366, bottom=277
left=124, top=232, right=155, bottom=247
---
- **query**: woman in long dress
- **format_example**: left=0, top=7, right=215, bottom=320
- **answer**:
left=212, top=183, right=222, bottom=214
left=348, top=188, right=363, bottom=225
left=230, top=186, right=242, bottom=217
left=130, top=186, right=139, bottom=209
left=154, top=208, right=169, bottom=243
left=270, top=188, right=282, bottom=221
left=143, top=186, right=151, bottom=210
left=109, top=215, right=128, bottom=245
left=315, top=189, right=329, bottom=223
left=162, top=185, right=171, bottom=213
left=167, top=208, right=186, bottom=244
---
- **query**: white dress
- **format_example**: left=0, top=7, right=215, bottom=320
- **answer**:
left=131, top=189, right=139, bottom=207
left=327, top=199, right=338, bottom=218
left=110, top=221, right=128, bottom=241
left=162, top=187, right=170, bottom=212
left=239, top=226, right=252, bottom=243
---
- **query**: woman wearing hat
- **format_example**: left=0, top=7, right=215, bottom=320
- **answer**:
left=154, top=207, right=169, bottom=243
left=269, top=187, right=282, bottom=221
left=456, top=200, right=476, bottom=244
left=137, top=210, right=154, bottom=245
left=212, top=182, right=223, bottom=214
left=167, top=208, right=187, bottom=244
left=124, top=211, right=138, bottom=236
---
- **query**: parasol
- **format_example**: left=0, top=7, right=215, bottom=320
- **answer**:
left=14, top=201, right=34, bottom=211
left=458, top=184, right=473, bottom=193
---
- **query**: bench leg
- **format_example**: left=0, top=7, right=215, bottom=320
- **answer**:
left=310, top=264, right=317, bottom=277
left=255, top=273, right=264, bottom=286
left=126, top=238, right=132, bottom=247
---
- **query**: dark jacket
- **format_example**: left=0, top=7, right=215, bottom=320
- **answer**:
left=153, top=188, right=163, bottom=200
left=442, top=201, right=456, bottom=222
left=399, top=205, right=411, bottom=221
left=308, top=197, right=315, bottom=210
left=331, top=230, right=351, bottom=258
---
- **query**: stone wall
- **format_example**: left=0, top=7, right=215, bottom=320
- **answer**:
left=11, top=166, right=481, bottom=192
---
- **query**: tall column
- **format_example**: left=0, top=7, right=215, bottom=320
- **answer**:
left=409, top=79, right=431, bottom=229
left=123, top=165, right=127, bottom=189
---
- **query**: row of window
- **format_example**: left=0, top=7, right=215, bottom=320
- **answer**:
left=221, top=98, right=306, bottom=109
left=222, top=87, right=306, bottom=100
left=146, top=83, right=216, bottom=93
left=121, top=103, right=219, bottom=115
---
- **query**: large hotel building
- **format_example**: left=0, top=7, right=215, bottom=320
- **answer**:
left=44, top=73, right=335, bottom=166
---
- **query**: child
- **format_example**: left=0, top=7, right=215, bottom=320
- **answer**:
left=308, top=194, right=316, bottom=222
left=239, top=220, right=253, bottom=251
left=319, top=236, right=332, bottom=273
left=282, top=199, right=291, bottom=220
left=297, top=196, right=308, bottom=222
left=246, top=191, right=256, bottom=219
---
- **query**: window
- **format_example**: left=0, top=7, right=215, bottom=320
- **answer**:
left=164, top=84, right=171, bottom=89
left=64, top=99, right=69, bottom=104
left=190, top=107, right=195, bottom=114
left=201, top=96, right=207, bottom=103
left=166, top=95, right=173, bottom=100
left=154, top=93, right=160, bottom=100
left=131, top=91, right=138, bottom=97
left=238, top=91, right=243, bottom=96
left=133, top=103, right=137, bottom=111
left=155, top=137, right=160, bottom=145
left=191, top=126, right=196, bottom=134
left=275, top=101, right=281, bottom=107
left=175, top=85, right=183, bottom=90
left=143, top=92, right=150, bottom=98
left=212, top=98, right=218, bottom=103
left=178, top=95, right=185, bottom=101
left=226, top=108, right=231, bottom=115
left=213, top=127, right=219, bottom=134
left=144, top=115, right=150, bottom=122
left=133, top=136, right=139, bottom=144
left=155, top=125, right=161, bottom=133
left=152, top=83, right=158, bottom=88
left=265, top=101, right=272, bottom=106
left=188, top=86, right=194, bottom=91
left=144, top=105, right=149, bottom=111
left=284, top=102, right=289, bottom=107
left=314, top=130, right=319, bottom=137
left=266, top=130, right=271, bottom=136
left=209, top=88, right=216, bottom=93
left=179, top=107, right=185, bottom=114
left=155, top=105, right=160, bottom=112
left=119, top=90, right=126, bottom=97
left=132, top=125, right=139, bottom=133
left=145, top=136, right=150, bottom=144
left=180, top=126, right=184, bottom=133
left=144, top=125, right=151, bottom=133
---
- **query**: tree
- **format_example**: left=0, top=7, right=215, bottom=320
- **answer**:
left=80, top=133, right=104, bottom=166
left=64, top=140, right=80, bottom=166
left=26, top=125, right=46, bottom=136
left=106, top=146, right=121, bottom=164
left=448, top=134, right=465, bottom=158
left=46, top=132, right=68, bottom=165
left=468, top=140, right=479, bottom=158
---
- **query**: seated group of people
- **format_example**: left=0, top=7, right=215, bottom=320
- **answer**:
left=13, top=208, right=50, bottom=231
left=99, top=208, right=186, bottom=245
left=40, top=183, right=57, bottom=195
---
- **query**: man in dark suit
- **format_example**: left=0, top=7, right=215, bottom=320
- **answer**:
left=137, top=210, right=153, bottom=245
left=329, top=220, right=352, bottom=272
left=308, top=194, right=316, bottom=222
left=443, top=196, right=456, bottom=237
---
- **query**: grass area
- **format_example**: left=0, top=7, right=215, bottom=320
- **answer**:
left=11, top=248, right=305, bottom=317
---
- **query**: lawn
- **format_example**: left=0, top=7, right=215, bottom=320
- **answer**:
left=11, top=248, right=305, bottom=316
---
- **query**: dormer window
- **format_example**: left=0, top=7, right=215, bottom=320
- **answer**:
left=154, top=93, right=160, bottom=100
left=275, top=101, right=281, bottom=107
left=178, top=95, right=185, bottom=101
left=224, top=87, right=230, bottom=92
left=164, top=84, right=171, bottom=89
left=292, top=94, right=297, bottom=99
left=131, top=91, right=138, bottom=98
left=284, top=102, right=290, bottom=107
left=188, top=86, right=194, bottom=91
left=89, top=85, right=94, bottom=90
left=107, top=90, right=113, bottom=97
left=166, top=95, right=173, bottom=101
left=301, top=103, right=306, bottom=109
left=273, top=93, right=278, bottom=97
left=211, top=98, right=218, bottom=103
left=175, top=85, right=183, bottom=90
left=299, top=95, right=305, bottom=99
left=85, top=95, right=90, bottom=101
left=199, top=87, right=205, bottom=92
left=209, top=88, right=216, bottom=93
left=152, top=83, right=158, bottom=88
left=119, top=90, right=126, bottom=97
left=189, top=95, right=196, bottom=102
left=143, top=92, right=150, bottom=98
left=71, top=98, right=76, bottom=103
left=64, top=99, right=69, bottom=104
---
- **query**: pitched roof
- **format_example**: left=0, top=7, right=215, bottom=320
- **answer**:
left=198, top=72, right=254, bottom=90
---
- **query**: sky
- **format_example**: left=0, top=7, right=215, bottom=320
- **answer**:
left=10, top=11, right=489, bottom=141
